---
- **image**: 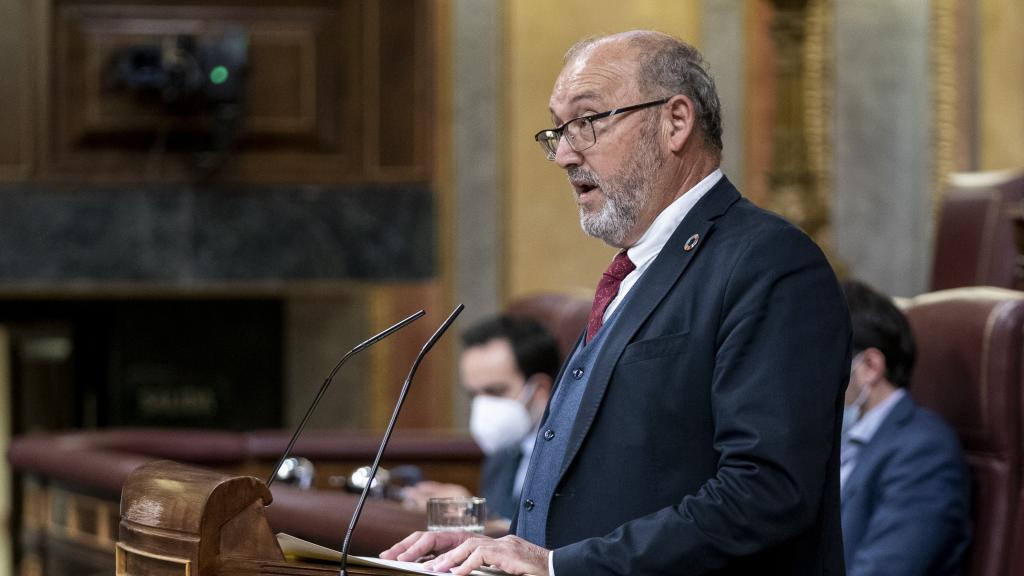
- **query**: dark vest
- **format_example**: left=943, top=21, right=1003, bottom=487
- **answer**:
left=515, top=303, right=626, bottom=546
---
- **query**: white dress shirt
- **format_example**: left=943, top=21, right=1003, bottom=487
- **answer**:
left=603, top=168, right=723, bottom=321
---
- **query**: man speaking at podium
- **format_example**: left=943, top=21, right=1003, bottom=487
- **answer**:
left=382, top=30, right=851, bottom=575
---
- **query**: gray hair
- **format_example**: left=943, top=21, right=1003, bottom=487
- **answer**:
left=565, top=31, right=723, bottom=154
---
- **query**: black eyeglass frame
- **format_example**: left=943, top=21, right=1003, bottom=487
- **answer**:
left=533, top=97, right=671, bottom=160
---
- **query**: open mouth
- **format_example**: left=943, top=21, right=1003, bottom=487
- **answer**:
left=573, top=182, right=598, bottom=197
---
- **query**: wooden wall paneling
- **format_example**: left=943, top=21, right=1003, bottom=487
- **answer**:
left=368, top=282, right=450, bottom=431
left=50, top=3, right=362, bottom=182
left=0, top=1, right=34, bottom=180
left=32, top=0, right=434, bottom=183
left=228, top=0, right=366, bottom=183
left=361, top=0, right=381, bottom=177
left=362, top=0, right=433, bottom=182
left=376, top=0, right=430, bottom=176
left=31, top=0, right=56, bottom=184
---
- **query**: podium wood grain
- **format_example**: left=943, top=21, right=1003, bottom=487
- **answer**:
left=117, top=460, right=415, bottom=576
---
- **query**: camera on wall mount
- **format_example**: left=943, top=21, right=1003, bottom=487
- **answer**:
left=106, top=27, right=249, bottom=180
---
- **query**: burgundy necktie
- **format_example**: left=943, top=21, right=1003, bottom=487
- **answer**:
left=586, top=251, right=636, bottom=343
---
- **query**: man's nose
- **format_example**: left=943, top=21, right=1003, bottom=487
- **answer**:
left=554, top=135, right=583, bottom=168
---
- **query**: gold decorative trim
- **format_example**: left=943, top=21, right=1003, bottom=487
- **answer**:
left=763, top=0, right=836, bottom=257
left=931, top=0, right=958, bottom=220
left=803, top=0, right=834, bottom=251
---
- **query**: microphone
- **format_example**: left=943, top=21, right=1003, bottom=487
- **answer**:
left=266, top=309, right=426, bottom=487
left=339, top=303, right=465, bottom=576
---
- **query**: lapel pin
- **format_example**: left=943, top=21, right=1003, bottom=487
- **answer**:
left=683, top=233, right=700, bottom=252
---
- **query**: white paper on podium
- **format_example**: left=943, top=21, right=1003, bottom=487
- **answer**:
left=276, top=533, right=512, bottom=576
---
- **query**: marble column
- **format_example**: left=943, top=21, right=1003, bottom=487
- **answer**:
left=702, top=0, right=746, bottom=188
left=453, top=0, right=502, bottom=325
left=834, top=0, right=933, bottom=297
left=450, top=0, right=502, bottom=424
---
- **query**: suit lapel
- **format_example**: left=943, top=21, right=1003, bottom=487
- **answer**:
left=556, top=177, right=742, bottom=483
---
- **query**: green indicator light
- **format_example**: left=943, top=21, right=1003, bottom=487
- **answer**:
left=209, top=66, right=229, bottom=85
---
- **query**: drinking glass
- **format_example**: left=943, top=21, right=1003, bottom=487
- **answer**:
left=426, top=497, right=486, bottom=533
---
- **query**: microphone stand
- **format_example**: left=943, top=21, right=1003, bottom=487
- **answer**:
left=266, top=309, right=426, bottom=487
left=339, top=303, right=465, bottom=576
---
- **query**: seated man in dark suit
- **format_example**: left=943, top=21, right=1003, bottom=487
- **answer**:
left=840, top=279, right=971, bottom=575
left=401, top=315, right=560, bottom=525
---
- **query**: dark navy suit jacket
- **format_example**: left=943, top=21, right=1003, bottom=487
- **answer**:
left=841, top=393, right=971, bottom=575
left=518, top=177, right=852, bottom=575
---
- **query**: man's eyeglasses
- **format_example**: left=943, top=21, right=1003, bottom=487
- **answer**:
left=533, top=97, right=670, bottom=161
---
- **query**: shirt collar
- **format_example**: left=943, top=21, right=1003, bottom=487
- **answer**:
left=625, top=168, right=723, bottom=271
left=847, top=388, right=907, bottom=445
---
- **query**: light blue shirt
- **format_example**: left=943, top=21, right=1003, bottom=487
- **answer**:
left=840, top=388, right=907, bottom=489
left=513, top=428, right=535, bottom=496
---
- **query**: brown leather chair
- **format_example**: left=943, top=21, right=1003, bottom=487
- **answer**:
left=930, top=171, right=1024, bottom=291
left=1010, top=497, right=1024, bottom=574
left=902, top=287, right=1024, bottom=576
left=505, top=292, right=591, bottom=361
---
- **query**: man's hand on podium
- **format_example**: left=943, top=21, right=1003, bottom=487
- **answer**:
left=380, top=532, right=549, bottom=576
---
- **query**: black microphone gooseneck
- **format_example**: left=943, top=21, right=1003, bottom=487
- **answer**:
left=339, top=303, right=465, bottom=576
left=266, top=309, right=426, bottom=487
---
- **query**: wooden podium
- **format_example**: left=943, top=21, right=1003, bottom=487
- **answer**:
left=116, top=460, right=401, bottom=576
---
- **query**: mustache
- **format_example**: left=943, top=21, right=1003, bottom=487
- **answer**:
left=568, top=167, right=600, bottom=188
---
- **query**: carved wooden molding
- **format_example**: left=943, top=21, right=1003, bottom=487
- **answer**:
left=765, top=0, right=835, bottom=255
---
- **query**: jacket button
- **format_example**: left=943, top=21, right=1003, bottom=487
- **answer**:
left=543, top=429, right=555, bottom=441
left=572, top=367, right=584, bottom=379
left=524, top=499, right=535, bottom=511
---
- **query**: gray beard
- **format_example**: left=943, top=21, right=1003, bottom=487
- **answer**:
left=575, top=128, right=663, bottom=247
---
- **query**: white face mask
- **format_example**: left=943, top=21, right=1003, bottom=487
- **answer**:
left=842, top=353, right=870, bottom=435
left=469, top=383, right=536, bottom=455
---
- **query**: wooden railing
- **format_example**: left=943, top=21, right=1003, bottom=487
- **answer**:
left=7, top=428, right=482, bottom=576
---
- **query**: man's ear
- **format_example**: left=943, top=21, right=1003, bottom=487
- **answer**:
left=860, top=347, right=888, bottom=388
left=665, top=94, right=697, bottom=153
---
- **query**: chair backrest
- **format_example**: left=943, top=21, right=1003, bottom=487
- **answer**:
left=930, top=171, right=1024, bottom=291
left=504, top=292, right=591, bottom=362
left=902, top=287, right=1024, bottom=576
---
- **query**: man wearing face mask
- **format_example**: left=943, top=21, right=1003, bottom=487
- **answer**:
left=840, top=279, right=971, bottom=575
left=401, top=315, right=560, bottom=525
